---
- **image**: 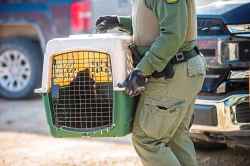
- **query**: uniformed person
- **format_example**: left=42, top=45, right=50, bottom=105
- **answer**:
left=96, top=0, right=206, bottom=165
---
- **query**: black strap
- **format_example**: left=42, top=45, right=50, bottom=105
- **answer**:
left=128, top=43, right=141, bottom=67
left=151, top=47, right=200, bottom=79
left=170, top=47, right=199, bottom=64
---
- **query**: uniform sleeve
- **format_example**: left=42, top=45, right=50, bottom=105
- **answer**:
left=136, top=0, right=188, bottom=76
left=118, top=16, right=133, bottom=34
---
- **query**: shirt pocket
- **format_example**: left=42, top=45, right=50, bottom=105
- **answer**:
left=139, top=97, right=185, bottom=140
left=187, top=54, right=207, bottom=77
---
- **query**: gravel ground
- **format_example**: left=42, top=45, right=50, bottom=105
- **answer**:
left=1, top=98, right=250, bottom=166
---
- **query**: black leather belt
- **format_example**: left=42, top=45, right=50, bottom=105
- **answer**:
left=170, top=47, right=200, bottom=64
left=151, top=47, right=200, bottom=79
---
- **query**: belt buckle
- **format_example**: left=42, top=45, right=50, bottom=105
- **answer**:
left=176, top=52, right=185, bottom=62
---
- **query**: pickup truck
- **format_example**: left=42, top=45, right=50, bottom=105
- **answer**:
left=0, top=0, right=131, bottom=99
left=191, top=0, right=250, bottom=148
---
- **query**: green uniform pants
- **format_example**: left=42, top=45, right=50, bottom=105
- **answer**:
left=132, top=55, right=206, bottom=166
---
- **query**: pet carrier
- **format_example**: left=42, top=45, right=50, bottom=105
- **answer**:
left=36, top=34, right=136, bottom=138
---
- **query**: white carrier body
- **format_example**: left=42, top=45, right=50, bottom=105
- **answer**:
left=40, top=34, right=132, bottom=93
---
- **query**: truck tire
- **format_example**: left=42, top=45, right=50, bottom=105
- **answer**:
left=0, top=38, right=42, bottom=99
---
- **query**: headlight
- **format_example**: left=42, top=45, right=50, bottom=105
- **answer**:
left=227, top=24, right=250, bottom=34
left=219, top=41, right=239, bottom=63
left=218, top=40, right=250, bottom=64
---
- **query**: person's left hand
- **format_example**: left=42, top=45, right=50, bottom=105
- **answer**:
left=118, top=70, right=148, bottom=97
left=96, top=16, right=119, bottom=33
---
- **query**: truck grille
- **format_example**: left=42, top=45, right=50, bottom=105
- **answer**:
left=236, top=102, right=250, bottom=123
left=200, top=49, right=216, bottom=57
left=51, top=50, right=113, bottom=131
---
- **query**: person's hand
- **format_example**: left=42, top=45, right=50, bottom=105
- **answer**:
left=118, top=70, right=148, bottom=97
left=96, top=16, right=119, bottom=33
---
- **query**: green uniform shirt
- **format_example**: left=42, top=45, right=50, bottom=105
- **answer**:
left=119, top=0, right=196, bottom=76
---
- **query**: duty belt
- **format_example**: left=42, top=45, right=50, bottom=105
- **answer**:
left=152, top=47, right=200, bottom=79
left=128, top=43, right=200, bottom=79
left=170, top=47, right=200, bottom=64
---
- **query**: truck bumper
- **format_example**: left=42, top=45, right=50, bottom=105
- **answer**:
left=191, top=93, right=250, bottom=148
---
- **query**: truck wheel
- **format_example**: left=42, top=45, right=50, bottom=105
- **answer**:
left=0, top=38, right=42, bottom=99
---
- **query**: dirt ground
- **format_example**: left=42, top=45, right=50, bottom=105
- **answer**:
left=1, top=98, right=250, bottom=166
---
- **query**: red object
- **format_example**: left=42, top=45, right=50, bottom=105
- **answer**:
left=71, top=0, right=92, bottom=33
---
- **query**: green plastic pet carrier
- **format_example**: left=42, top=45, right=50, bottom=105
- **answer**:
left=36, top=34, right=136, bottom=138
